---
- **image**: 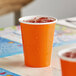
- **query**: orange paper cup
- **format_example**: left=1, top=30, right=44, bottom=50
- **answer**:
left=58, top=47, right=76, bottom=76
left=19, top=16, right=57, bottom=67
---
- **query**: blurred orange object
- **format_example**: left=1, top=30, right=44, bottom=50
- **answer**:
left=19, top=16, right=57, bottom=67
left=58, top=47, right=76, bottom=76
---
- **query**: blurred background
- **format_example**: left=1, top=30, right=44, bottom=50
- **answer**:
left=0, top=0, right=76, bottom=27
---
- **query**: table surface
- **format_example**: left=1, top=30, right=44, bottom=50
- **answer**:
left=0, top=17, right=76, bottom=76
left=0, top=43, right=76, bottom=76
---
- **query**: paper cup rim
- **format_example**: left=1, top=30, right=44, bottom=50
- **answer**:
left=19, top=15, right=57, bottom=25
left=58, top=47, right=76, bottom=62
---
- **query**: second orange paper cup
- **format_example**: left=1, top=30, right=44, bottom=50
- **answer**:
left=19, top=16, right=57, bottom=67
left=58, top=47, right=76, bottom=76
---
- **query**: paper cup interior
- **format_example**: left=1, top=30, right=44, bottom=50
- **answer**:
left=19, top=15, right=57, bottom=25
left=58, top=47, right=76, bottom=62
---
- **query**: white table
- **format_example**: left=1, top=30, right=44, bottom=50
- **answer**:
left=0, top=43, right=76, bottom=76
left=57, top=17, right=76, bottom=29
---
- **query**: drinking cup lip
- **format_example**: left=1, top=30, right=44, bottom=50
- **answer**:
left=58, top=47, right=76, bottom=62
left=19, top=15, right=57, bottom=25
